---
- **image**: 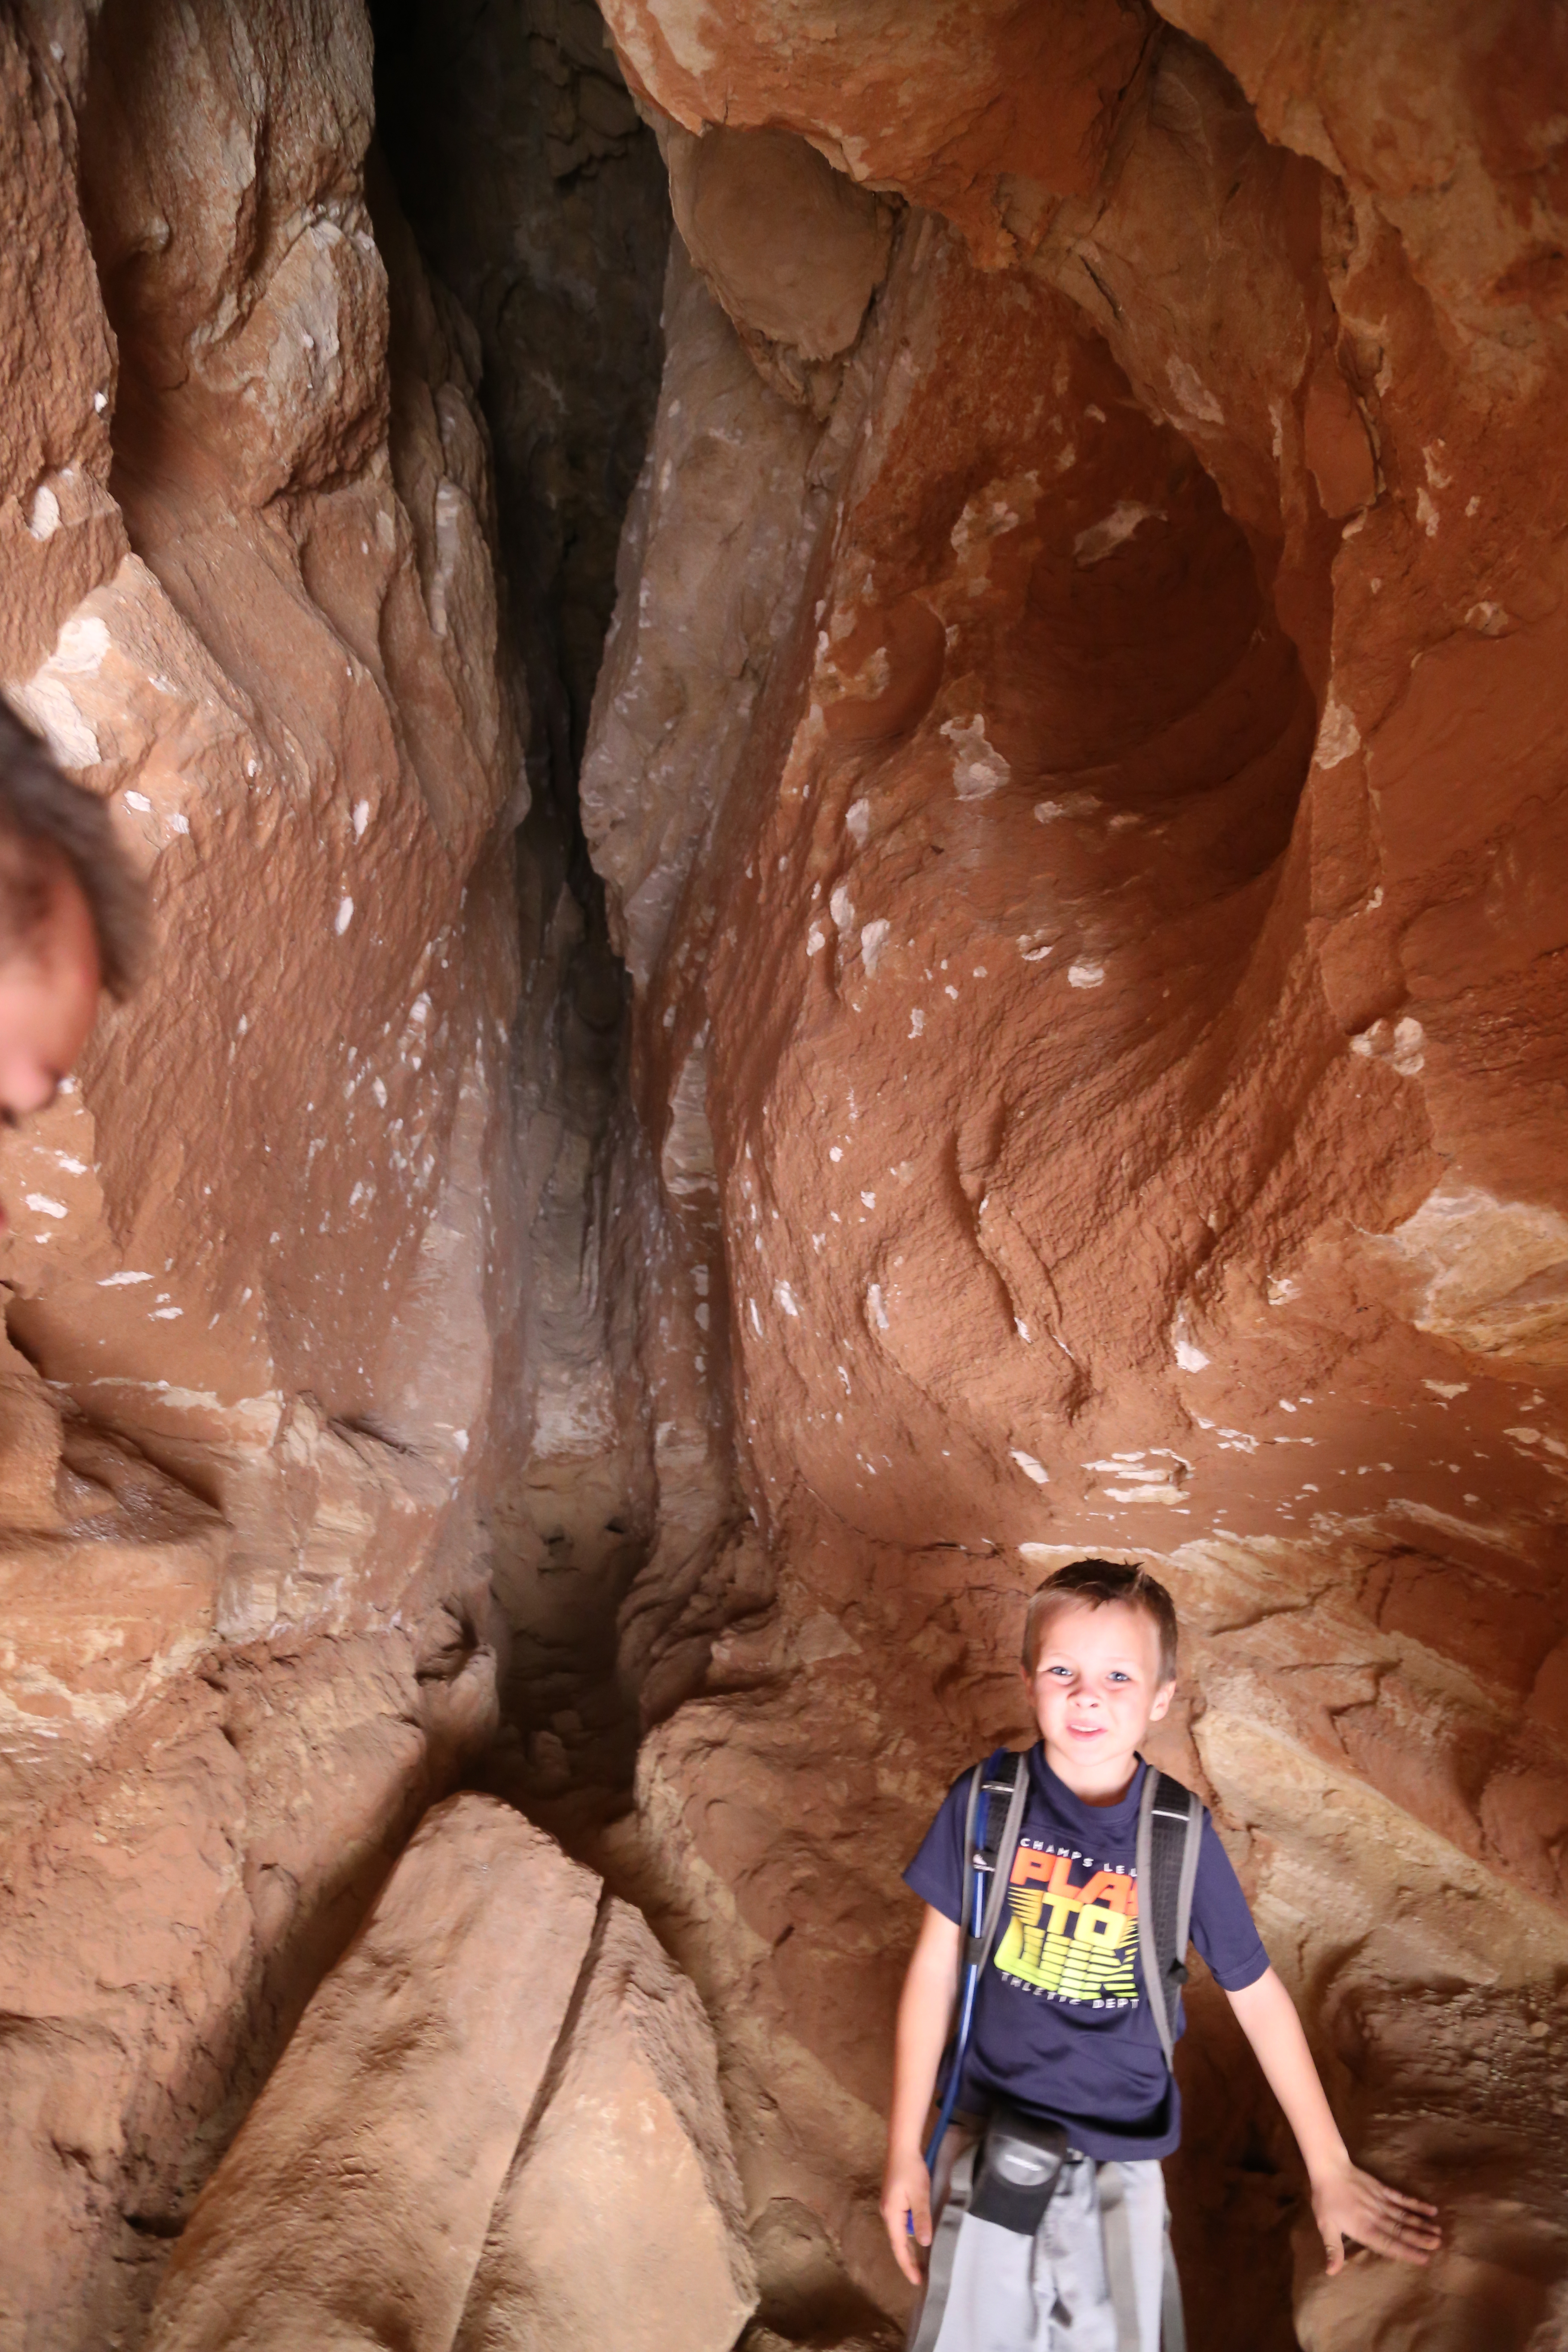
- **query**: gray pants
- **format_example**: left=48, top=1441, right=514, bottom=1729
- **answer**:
left=908, top=2127, right=1177, bottom=2352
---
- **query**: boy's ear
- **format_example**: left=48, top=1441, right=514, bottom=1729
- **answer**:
left=1148, top=1678, right=1177, bottom=1724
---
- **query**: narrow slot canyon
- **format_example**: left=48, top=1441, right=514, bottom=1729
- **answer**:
left=0, top=6, right=1565, bottom=2352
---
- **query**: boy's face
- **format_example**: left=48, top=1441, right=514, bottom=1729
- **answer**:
left=1023, top=1599, right=1175, bottom=1775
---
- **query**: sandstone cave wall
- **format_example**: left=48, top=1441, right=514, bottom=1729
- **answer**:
left=1, top=4, right=1568, bottom=2352
left=571, top=5, right=1568, bottom=2346
left=0, top=5, right=531, bottom=2339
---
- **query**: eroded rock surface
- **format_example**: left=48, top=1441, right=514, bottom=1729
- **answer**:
left=0, top=3, right=521, bottom=2340
left=144, top=1792, right=754, bottom=2352
left=578, top=3, right=1568, bottom=2345
left=1, top=3, right=1566, bottom=2350
left=456, top=1891, right=756, bottom=2352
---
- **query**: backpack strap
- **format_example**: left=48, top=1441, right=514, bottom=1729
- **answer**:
left=924, top=1749, right=1032, bottom=2174
left=1134, top=1765, right=1203, bottom=2070
left=962, top=1748, right=1030, bottom=1974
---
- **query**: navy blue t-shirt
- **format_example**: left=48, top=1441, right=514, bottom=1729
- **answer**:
left=904, top=1745, right=1268, bottom=2161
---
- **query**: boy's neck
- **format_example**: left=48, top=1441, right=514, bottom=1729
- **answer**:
left=1040, top=1736, right=1144, bottom=1807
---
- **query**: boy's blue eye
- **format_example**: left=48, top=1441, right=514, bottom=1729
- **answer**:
left=1107, top=1671, right=1130, bottom=1684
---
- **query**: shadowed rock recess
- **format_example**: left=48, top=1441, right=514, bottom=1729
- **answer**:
left=0, top=3, right=1565, bottom=2350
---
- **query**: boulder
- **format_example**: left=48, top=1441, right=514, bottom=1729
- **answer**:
left=144, top=1793, right=755, bottom=2352
left=144, top=1795, right=601, bottom=2351
left=454, top=1897, right=756, bottom=2352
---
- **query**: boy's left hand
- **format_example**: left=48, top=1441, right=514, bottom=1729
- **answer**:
left=1311, top=2160, right=1441, bottom=2272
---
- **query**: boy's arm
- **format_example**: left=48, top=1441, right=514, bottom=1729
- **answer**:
left=881, top=1904, right=962, bottom=2285
left=1225, top=1967, right=1441, bottom=2272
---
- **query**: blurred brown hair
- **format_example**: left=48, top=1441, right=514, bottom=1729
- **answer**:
left=0, top=699, right=147, bottom=998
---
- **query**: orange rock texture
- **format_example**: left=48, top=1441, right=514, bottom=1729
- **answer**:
left=1, top=2, right=1566, bottom=2350
left=0, top=4, right=523, bottom=2340
left=577, top=2, right=1568, bottom=2345
left=142, top=1793, right=755, bottom=2352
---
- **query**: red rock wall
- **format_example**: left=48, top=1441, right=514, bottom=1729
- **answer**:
left=582, top=5, right=1568, bottom=2345
left=2, top=3, right=1567, bottom=2348
left=0, top=6, right=523, bottom=2340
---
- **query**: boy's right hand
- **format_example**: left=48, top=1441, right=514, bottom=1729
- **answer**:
left=881, top=2145, right=933, bottom=2285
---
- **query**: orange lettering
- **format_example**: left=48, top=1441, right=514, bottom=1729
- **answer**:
left=1076, top=1870, right=1133, bottom=1916
left=1010, top=1847, right=1057, bottom=1889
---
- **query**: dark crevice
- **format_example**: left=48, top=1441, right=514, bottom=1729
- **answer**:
left=369, top=0, right=669, bottom=864
left=369, top=0, right=671, bottom=1816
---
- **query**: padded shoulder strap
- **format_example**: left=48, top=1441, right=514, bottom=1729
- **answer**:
left=1135, top=1765, right=1203, bottom=2070
left=962, top=1749, right=1030, bottom=1974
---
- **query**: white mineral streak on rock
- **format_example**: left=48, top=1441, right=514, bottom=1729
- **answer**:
left=940, top=712, right=1011, bottom=799
left=1010, top=1448, right=1050, bottom=1485
left=1164, top=355, right=1225, bottom=424
left=1384, top=1182, right=1568, bottom=1360
left=14, top=610, right=112, bottom=765
left=1067, top=959, right=1104, bottom=988
left=1072, top=501, right=1165, bottom=566
left=1171, top=1312, right=1210, bottom=1372
left=26, top=481, right=60, bottom=540
left=860, top=916, right=890, bottom=974
left=1350, top=1014, right=1426, bottom=1076
left=1315, top=695, right=1362, bottom=768
left=1087, top=1449, right=1190, bottom=1505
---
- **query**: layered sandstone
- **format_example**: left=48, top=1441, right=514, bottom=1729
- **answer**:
left=1, top=3, right=1565, bottom=2351
left=143, top=1792, right=755, bottom=2352
left=578, top=4, right=1568, bottom=2345
left=0, top=4, right=524, bottom=2340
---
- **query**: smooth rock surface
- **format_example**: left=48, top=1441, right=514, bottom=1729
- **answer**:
left=144, top=1794, right=602, bottom=2351
left=455, top=1896, right=756, bottom=2352
left=143, top=1794, right=755, bottom=2352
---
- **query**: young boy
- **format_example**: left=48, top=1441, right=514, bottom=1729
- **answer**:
left=882, top=1559, right=1439, bottom=2349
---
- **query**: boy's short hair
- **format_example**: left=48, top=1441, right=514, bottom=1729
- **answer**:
left=0, top=700, right=146, bottom=998
left=1022, top=1559, right=1179, bottom=1685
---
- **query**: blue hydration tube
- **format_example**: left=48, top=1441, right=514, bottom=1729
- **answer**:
left=922, top=1834, right=988, bottom=2179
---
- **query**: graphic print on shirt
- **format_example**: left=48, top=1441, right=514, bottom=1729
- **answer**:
left=993, top=1836, right=1139, bottom=2006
